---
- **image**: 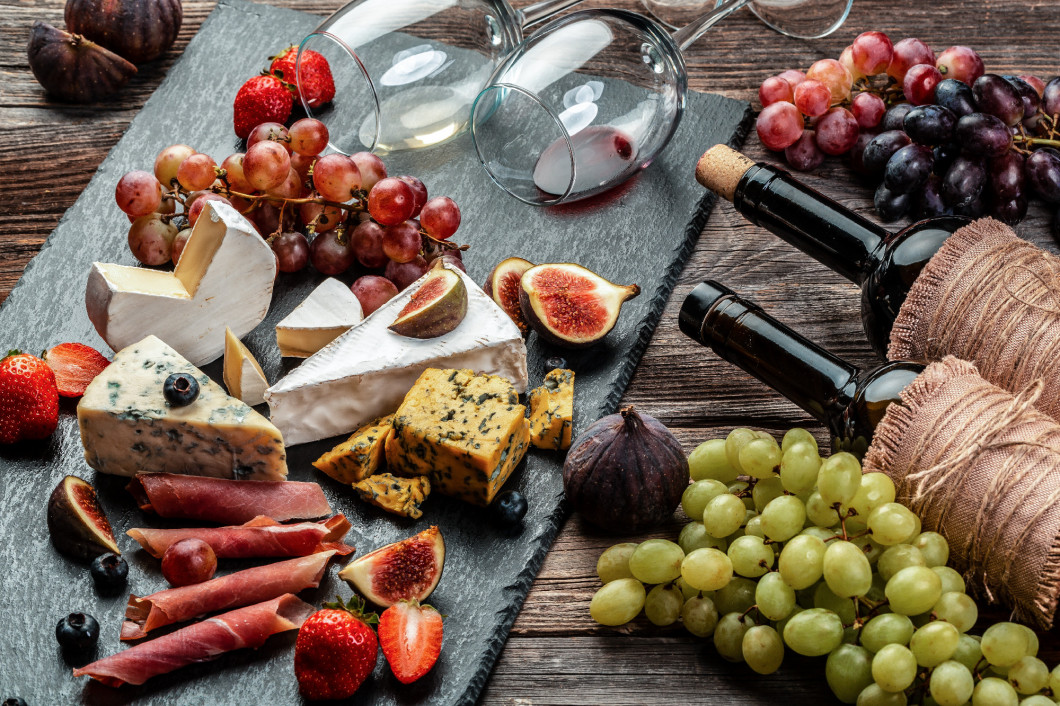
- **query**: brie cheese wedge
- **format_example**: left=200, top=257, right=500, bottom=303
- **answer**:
left=223, top=326, right=269, bottom=406
left=266, top=264, right=528, bottom=446
left=85, top=202, right=276, bottom=366
left=276, top=278, right=364, bottom=358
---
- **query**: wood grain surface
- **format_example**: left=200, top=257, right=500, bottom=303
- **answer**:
left=2, top=0, right=1060, bottom=703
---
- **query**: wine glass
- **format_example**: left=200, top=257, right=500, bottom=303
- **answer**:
left=469, top=0, right=851, bottom=205
left=296, top=0, right=584, bottom=155
left=644, top=0, right=853, bottom=37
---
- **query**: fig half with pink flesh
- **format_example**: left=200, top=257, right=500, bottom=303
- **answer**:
left=388, top=261, right=467, bottom=339
left=47, top=475, right=121, bottom=560
left=484, top=257, right=534, bottom=337
left=518, top=263, right=640, bottom=349
left=338, top=526, right=445, bottom=607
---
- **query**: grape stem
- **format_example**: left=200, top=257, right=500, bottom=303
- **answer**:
left=1013, top=134, right=1060, bottom=150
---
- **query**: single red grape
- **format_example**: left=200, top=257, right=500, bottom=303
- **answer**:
left=839, top=46, right=865, bottom=83
left=172, top=228, right=191, bottom=264
left=188, top=193, right=233, bottom=226
left=936, top=46, right=984, bottom=86
left=784, top=130, right=825, bottom=172
left=851, top=92, right=887, bottom=129
left=419, top=196, right=461, bottom=240
left=309, top=230, right=355, bottom=275
left=887, top=38, right=935, bottom=82
left=398, top=176, right=428, bottom=217
left=793, top=80, right=831, bottom=118
left=128, top=214, right=177, bottom=266
left=382, top=221, right=422, bottom=263
left=288, top=118, right=330, bottom=156
left=351, top=152, right=387, bottom=191
left=756, top=101, right=805, bottom=151
left=115, top=170, right=163, bottom=218
left=903, top=64, right=943, bottom=105
left=272, top=231, right=310, bottom=272
left=805, top=59, right=853, bottom=104
left=300, top=198, right=342, bottom=233
left=438, top=253, right=466, bottom=273
left=220, top=153, right=252, bottom=193
left=815, top=107, right=860, bottom=156
left=384, top=256, right=429, bottom=290
left=368, top=177, right=416, bottom=225
left=267, top=168, right=306, bottom=199
left=1021, top=75, right=1046, bottom=97
left=776, top=70, right=806, bottom=89
left=351, top=275, right=398, bottom=316
left=350, top=220, right=389, bottom=268
left=313, top=154, right=362, bottom=202
left=291, top=152, right=317, bottom=182
left=154, top=144, right=194, bottom=188
left=176, top=153, right=218, bottom=192
left=161, top=538, right=217, bottom=587
left=851, top=31, right=894, bottom=76
left=244, top=141, right=291, bottom=191
left=252, top=201, right=297, bottom=236
left=247, top=122, right=291, bottom=153
left=759, top=76, right=794, bottom=108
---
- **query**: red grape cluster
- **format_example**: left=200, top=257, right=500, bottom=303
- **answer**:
left=113, top=117, right=465, bottom=315
left=756, top=31, right=1060, bottom=230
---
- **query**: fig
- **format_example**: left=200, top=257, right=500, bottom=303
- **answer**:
left=27, top=22, right=137, bottom=103
left=338, top=526, right=445, bottom=607
left=518, top=263, right=640, bottom=348
left=484, top=257, right=534, bottom=337
left=388, top=261, right=467, bottom=339
left=65, top=0, right=183, bottom=64
left=47, top=475, right=120, bottom=561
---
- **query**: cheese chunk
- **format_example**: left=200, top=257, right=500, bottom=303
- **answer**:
left=85, top=202, right=276, bottom=366
left=385, top=368, right=529, bottom=506
left=276, top=278, right=364, bottom=358
left=352, top=473, right=431, bottom=519
left=77, top=335, right=287, bottom=480
left=528, top=368, right=574, bottom=450
left=223, top=327, right=269, bottom=406
left=266, top=264, right=528, bottom=446
left=312, top=415, right=393, bottom=484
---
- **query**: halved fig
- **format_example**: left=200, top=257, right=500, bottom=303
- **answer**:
left=388, top=261, right=467, bottom=339
left=47, top=475, right=120, bottom=560
left=338, top=526, right=444, bottom=607
left=484, top=257, right=534, bottom=337
left=519, top=263, right=640, bottom=349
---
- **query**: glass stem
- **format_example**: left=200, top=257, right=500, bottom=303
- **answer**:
left=672, top=0, right=749, bottom=51
left=518, top=0, right=586, bottom=27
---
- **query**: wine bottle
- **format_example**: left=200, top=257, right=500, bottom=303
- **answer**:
left=695, top=144, right=969, bottom=356
left=679, top=280, right=923, bottom=457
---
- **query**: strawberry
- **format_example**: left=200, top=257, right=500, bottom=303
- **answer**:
left=270, top=45, right=335, bottom=108
left=0, top=351, right=59, bottom=444
left=378, top=600, right=443, bottom=684
left=294, top=595, right=378, bottom=700
left=233, top=74, right=293, bottom=140
left=44, top=343, right=110, bottom=397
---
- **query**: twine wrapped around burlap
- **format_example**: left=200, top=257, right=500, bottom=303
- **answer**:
left=889, top=217, right=1060, bottom=421
left=862, top=356, right=1060, bottom=628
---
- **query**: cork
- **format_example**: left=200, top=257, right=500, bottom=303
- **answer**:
left=695, top=144, right=755, bottom=202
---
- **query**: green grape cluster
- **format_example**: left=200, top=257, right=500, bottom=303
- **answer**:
left=589, top=427, right=1060, bottom=705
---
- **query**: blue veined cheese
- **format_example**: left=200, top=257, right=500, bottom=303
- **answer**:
left=266, top=264, right=528, bottom=446
left=352, top=473, right=431, bottom=519
left=77, top=335, right=287, bottom=480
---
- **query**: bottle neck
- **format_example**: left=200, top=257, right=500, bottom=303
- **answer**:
left=734, top=164, right=890, bottom=285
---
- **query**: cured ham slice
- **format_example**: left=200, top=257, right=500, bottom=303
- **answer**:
left=128, top=473, right=332, bottom=524
left=122, top=551, right=336, bottom=640
left=127, top=515, right=353, bottom=559
left=73, top=594, right=314, bottom=687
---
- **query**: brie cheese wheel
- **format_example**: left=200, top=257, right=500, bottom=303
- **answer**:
left=85, top=202, right=276, bottom=366
left=223, top=326, right=269, bottom=406
left=78, top=335, right=287, bottom=480
left=276, top=278, right=364, bottom=358
left=266, top=264, right=528, bottom=446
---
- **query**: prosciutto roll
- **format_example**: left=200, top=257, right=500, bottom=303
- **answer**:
left=122, top=551, right=336, bottom=640
left=127, top=515, right=354, bottom=559
left=128, top=473, right=332, bottom=524
left=73, top=594, right=314, bottom=687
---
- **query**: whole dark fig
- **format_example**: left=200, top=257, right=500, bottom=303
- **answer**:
left=65, top=0, right=183, bottom=64
left=563, top=406, right=688, bottom=533
left=27, top=22, right=137, bottom=103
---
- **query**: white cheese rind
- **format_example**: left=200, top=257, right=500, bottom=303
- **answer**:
left=223, top=327, right=268, bottom=406
left=266, top=265, right=528, bottom=446
left=78, top=335, right=287, bottom=480
left=275, top=278, right=364, bottom=358
left=85, top=202, right=276, bottom=366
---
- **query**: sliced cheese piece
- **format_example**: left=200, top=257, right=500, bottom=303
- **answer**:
left=266, top=264, right=528, bottom=446
left=276, top=278, right=363, bottom=358
left=223, top=326, right=268, bottom=406
left=352, top=473, right=431, bottom=519
left=528, top=368, right=574, bottom=450
left=312, top=414, right=393, bottom=485
left=77, top=335, right=287, bottom=480
left=85, top=202, right=276, bottom=366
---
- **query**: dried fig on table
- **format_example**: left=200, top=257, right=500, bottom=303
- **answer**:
left=65, top=0, right=183, bottom=64
left=27, top=22, right=137, bottom=103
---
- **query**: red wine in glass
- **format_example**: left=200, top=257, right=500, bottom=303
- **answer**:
left=533, top=125, right=636, bottom=196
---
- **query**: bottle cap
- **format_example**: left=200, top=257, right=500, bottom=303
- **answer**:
left=679, top=280, right=737, bottom=342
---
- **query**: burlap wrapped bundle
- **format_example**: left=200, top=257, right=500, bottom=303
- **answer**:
left=863, top=356, right=1060, bottom=628
left=889, top=217, right=1060, bottom=421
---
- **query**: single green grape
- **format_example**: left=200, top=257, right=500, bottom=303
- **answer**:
left=909, top=621, right=960, bottom=667
left=885, top=565, right=943, bottom=616
left=681, top=594, right=719, bottom=637
left=951, top=634, right=983, bottom=671
left=981, top=622, right=1032, bottom=668
left=867, top=503, right=919, bottom=546
left=860, top=613, right=915, bottom=653
left=813, top=582, right=856, bottom=625
left=756, top=572, right=796, bottom=622
left=740, top=437, right=782, bottom=479
left=714, top=612, right=754, bottom=663
left=1019, top=696, right=1057, bottom=706
left=675, top=576, right=702, bottom=601
left=1007, top=655, right=1048, bottom=694
left=779, top=440, right=822, bottom=494
left=817, top=452, right=862, bottom=506
left=715, top=577, right=757, bottom=615
left=678, top=521, right=727, bottom=554
left=877, top=544, right=926, bottom=582
left=1048, top=661, right=1060, bottom=697
left=589, top=578, right=646, bottom=626
left=823, top=540, right=873, bottom=598
left=912, top=531, right=949, bottom=567
left=847, top=472, right=896, bottom=520
left=704, top=493, right=747, bottom=538
left=782, top=607, right=844, bottom=657
left=933, top=592, right=978, bottom=633
left=743, top=625, right=785, bottom=675
left=807, top=489, right=841, bottom=527
left=728, top=535, right=774, bottom=578
left=752, top=476, right=786, bottom=512
left=744, top=515, right=765, bottom=538
left=760, top=494, right=807, bottom=542
left=628, top=539, right=684, bottom=585
left=970, top=676, right=1018, bottom=706
left=782, top=427, right=818, bottom=453
left=681, top=479, right=729, bottom=520
left=688, top=438, right=740, bottom=483
left=932, top=566, right=966, bottom=595
left=871, top=643, right=918, bottom=693
left=778, top=534, right=826, bottom=590
left=855, top=683, right=908, bottom=706
left=725, top=428, right=759, bottom=474
left=825, top=644, right=874, bottom=704
left=929, top=660, right=974, bottom=706
left=644, top=582, right=684, bottom=627
left=1018, top=624, right=1039, bottom=657
left=596, top=542, right=638, bottom=584
left=728, top=480, right=756, bottom=510
left=681, top=547, right=733, bottom=592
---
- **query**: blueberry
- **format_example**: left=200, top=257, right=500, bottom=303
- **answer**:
left=90, top=552, right=129, bottom=593
left=492, top=490, right=528, bottom=525
left=544, top=356, right=568, bottom=370
left=163, top=373, right=199, bottom=407
left=3, top=698, right=29, bottom=706
left=55, top=612, right=99, bottom=653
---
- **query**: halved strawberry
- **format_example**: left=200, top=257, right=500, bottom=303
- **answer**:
left=377, top=600, right=442, bottom=684
left=44, top=343, right=110, bottom=397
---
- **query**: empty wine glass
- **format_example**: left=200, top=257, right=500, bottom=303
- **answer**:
left=469, top=0, right=851, bottom=205
left=644, top=0, right=852, bottom=37
left=296, top=0, right=584, bottom=155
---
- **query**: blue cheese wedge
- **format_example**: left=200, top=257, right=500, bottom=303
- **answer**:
left=352, top=473, right=431, bottom=519
left=77, top=335, right=287, bottom=480
left=266, top=264, right=528, bottom=446
left=275, top=278, right=364, bottom=358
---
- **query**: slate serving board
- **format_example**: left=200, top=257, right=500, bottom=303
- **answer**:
left=0, top=1, right=750, bottom=703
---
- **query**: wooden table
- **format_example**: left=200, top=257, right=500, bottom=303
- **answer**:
left=3, top=0, right=1059, bottom=702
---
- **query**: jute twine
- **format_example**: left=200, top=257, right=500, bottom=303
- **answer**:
left=863, top=356, right=1060, bottom=628
left=889, top=217, right=1060, bottom=421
